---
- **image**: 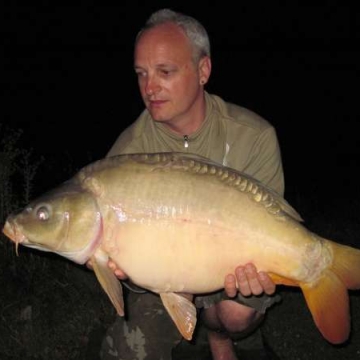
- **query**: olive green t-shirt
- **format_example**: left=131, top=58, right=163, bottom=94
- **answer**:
left=107, top=92, right=284, bottom=196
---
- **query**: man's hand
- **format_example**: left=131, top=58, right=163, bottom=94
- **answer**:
left=107, top=259, right=128, bottom=280
left=86, top=259, right=128, bottom=280
left=224, top=263, right=275, bottom=298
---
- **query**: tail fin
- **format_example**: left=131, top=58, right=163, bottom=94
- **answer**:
left=328, top=241, right=360, bottom=290
left=301, top=239, right=360, bottom=344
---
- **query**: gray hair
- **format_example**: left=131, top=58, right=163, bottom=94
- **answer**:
left=136, top=8, right=211, bottom=63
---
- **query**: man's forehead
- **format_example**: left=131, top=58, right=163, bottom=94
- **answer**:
left=136, top=23, right=191, bottom=52
left=139, top=22, right=188, bottom=43
left=134, top=61, right=179, bottom=70
left=134, top=23, right=193, bottom=67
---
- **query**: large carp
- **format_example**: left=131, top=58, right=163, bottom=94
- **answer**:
left=2, top=152, right=360, bottom=344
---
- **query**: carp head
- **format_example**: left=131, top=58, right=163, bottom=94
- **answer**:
left=2, top=180, right=103, bottom=264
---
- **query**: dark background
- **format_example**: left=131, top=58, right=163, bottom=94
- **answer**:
left=1, top=3, right=360, bottom=359
left=2, top=2, right=359, bottom=198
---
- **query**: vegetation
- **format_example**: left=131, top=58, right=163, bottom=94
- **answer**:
left=0, top=126, right=359, bottom=359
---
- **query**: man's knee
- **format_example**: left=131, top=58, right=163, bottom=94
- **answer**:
left=202, top=300, right=263, bottom=335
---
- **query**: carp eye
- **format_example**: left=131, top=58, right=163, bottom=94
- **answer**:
left=36, top=206, right=50, bottom=221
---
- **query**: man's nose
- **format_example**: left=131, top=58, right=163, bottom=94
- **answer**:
left=145, top=77, right=161, bottom=96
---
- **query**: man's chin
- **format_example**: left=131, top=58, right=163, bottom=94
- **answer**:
left=149, top=112, right=169, bottom=122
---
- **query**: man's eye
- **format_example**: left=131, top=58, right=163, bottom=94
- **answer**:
left=135, top=71, right=146, bottom=78
left=161, top=70, right=171, bottom=76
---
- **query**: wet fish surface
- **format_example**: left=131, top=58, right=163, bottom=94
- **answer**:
left=3, top=152, right=360, bottom=343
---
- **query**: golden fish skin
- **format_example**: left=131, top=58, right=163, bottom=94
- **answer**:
left=3, top=152, right=360, bottom=343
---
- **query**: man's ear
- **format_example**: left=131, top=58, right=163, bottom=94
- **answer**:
left=199, top=56, right=212, bottom=85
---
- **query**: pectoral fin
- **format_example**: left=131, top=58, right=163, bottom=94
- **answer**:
left=91, top=254, right=124, bottom=316
left=160, top=292, right=197, bottom=341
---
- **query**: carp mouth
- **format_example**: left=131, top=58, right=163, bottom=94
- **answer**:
left=2, top=214, right=104, bottom=265
left=2, top=218, right=27, bottom=256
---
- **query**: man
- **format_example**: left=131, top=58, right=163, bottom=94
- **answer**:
left=99, top=8, right=284, bottom=360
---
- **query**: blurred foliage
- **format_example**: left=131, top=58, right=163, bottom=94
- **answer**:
left=0, top=124, right=43, bottom=224
left=0, top=124, right=115, bottom=359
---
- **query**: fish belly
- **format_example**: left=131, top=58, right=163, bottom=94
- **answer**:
left=105, top=216, right=307, bottom=295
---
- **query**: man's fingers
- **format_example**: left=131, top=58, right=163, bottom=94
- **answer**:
left=258, top=271, right=276, bottom=295
left=87, top=258, right=128, bottom=280
left=108, top=259, right=117, bottom=271
left=235, top=266, right=252, bottom=296
left=234, top=264, right=276, bottom=296
left=224, top=274, right=237, bottom=298
left=108, top=259, right=128, bottom=280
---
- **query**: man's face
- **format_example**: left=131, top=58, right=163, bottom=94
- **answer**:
left=134, top=23, right=208, bottom=127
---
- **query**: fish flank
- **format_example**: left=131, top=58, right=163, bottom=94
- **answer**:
left=189, top=153, right=292, bottom=218
left=5, top=151, right=359, bottom=345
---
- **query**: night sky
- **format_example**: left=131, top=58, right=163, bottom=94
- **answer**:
left=2, top=2, right=359, bottom=195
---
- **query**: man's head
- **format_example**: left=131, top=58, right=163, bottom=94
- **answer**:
left=134, top=9, right=212, bottom=134
left=136, top=8, right=211, bottom=64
